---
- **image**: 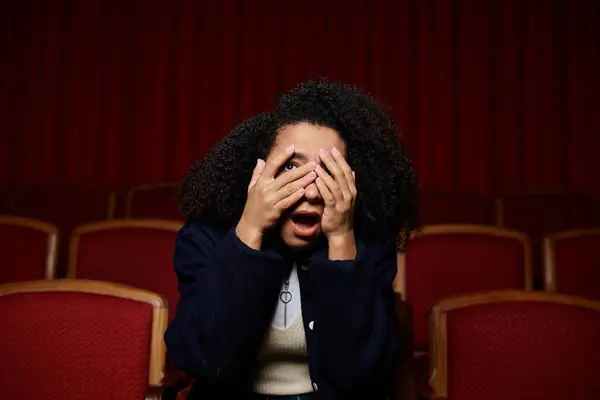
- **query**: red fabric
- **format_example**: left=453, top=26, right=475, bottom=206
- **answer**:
left=445, top=300, right=600, bottom=400
left=419, top=192, right=496, bottom=225
left=501, top=193, right=597, bottom=236
left=0, top=0, right=599, bottom=198
left=0, top=187, right=7, bottom=213
left=0, top=222, right=51, bottom=283
left=128, top=185, right=182, bottom=220
left=0, top=291, right=153, bottom=399
left=73, top=226, right=179, bottom=319
left=10, top=183, right=113, bottom=223
left=9, top=183, right=114, bottom=274
left=405, top=232, right=527, bottom=349
left=552, top=233, right=600, bottom=302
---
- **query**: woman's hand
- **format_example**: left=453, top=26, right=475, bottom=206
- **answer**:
left=315, top=147, right=357, bottom=259
left=236, top=145, right=317, bottom=249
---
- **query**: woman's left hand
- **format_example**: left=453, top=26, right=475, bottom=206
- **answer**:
left=315, top=147, right=357, bottom=246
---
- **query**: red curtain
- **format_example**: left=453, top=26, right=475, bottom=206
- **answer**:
left=1, top=0, right=599, bottom=196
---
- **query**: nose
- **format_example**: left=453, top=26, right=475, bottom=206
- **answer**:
left=304, top=182, right=322, bottom=203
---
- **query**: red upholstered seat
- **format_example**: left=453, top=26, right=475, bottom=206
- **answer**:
left=0, top=280, right=167, bottom=400
left=68, top=219, right=182, bottom=321
left=419, top=192, right=496, bottom=225
left=544, top=228, right=600, bottom=301
left=127, top=183, right=182, bottom=220
left=0, top=216, right=58, bottom=283
left=9, top=182, right=115, bottom=275
left=429, top=290, right=600, bottom=400
left=396, top=225, right=533, bottom=351
left=497, top=193, right=598, bottom=283
left=395, top=225, right=532, bottom=396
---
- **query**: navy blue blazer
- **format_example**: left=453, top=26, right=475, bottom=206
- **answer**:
left=165, top=220, right=399, bottom=400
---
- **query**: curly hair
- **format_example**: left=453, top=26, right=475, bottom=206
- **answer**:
left=180, top=79, right=420, bottom=250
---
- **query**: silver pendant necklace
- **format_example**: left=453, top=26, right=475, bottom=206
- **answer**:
left=279, top=279, right=292, bottom=326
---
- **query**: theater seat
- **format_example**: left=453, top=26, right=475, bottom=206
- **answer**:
left=0, top=216, right=58, bottom=283
left=429, top=290, right=600, bottom=400
left=0, top=280, right=167, bottom=399
left=543, top=228, right=600, bottom=301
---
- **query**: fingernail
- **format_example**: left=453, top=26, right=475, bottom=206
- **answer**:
left=316, top=165, right=323, bottom=172
left=307, top=161, right=316, bottom=170
left=287, top=144, right=295, bottom=153
left=319, top=148, right=326, bottom=156
left=308, top=171, right=316, bottom=179
left=255, top=159, right=260, bottom=167
left=331, top=147, right=340, bottom=156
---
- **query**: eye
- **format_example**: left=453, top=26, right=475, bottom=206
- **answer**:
left=283, top=162, right=298, bottom=172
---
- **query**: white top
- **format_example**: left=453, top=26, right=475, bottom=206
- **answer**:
left=252, top=265, right=313, bottom=395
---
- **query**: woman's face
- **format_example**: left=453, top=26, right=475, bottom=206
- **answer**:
left=268, top=122, right=347, bottom=251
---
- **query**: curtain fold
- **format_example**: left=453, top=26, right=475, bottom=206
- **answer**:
left=1, top=0, right=598, bottom=196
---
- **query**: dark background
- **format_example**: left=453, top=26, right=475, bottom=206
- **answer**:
left=1, top=0, right=598, bottom=197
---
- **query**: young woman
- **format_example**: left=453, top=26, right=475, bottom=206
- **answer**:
left=165, top=79, right=420, bottom=400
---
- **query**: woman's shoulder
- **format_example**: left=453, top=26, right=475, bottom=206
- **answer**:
left=178, top=218, right=235, bottom=242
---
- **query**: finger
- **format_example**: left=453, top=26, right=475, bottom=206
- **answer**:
left=264, top=144, right=295, bottom=179
left=315, top=177, right=335, bottom=206
left=273, top=170, right=317, bottom=202
left=271, top=161, right=316, bottom=191
left=248, top=159, right=266, bottom=190
left=315, top=164, right=344, bottom=204
left=319, top=148, right=351, bottom=200
left=330, top=147, right=357, bottom=197
left=275, top=187, right=305, bottom=211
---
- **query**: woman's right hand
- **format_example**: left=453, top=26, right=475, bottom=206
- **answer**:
left=236, top=145, right=317, bottom=249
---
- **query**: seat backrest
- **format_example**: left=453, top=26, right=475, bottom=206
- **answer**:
left=68, top=220, right=181, bottom=319
left=429, top=290, right=600, bottom=400
left=0, top=280, right=167, bottom=400
left=497, top=193, right=596, bottom=234
left=497, top=193, right=597, bottom=280
left=544, top=228, right=600, bottom=301
left=395, top=224, right=532, bottom=350
left=419, top=192, right=496, bottom=225
left=9, top=182, right=116, bottom=275
left=0, top=216, right=58, bottom=283
left=10, top=182, right=116, bottom=224
left=127, top=183, right=182, bottom=220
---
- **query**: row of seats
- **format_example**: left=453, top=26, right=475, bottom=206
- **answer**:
left=393, top=225, right=600, bottom=399
left=3, top=282, right=598, bottom=400
left=2, top=183, right=598, bottom=281
left=2, top=217, right=599, bottom=399
left=0, top=182, right=182, bottom=220
left=3, top=216, right=599, bottom=350
left=3, top=183, right=598, bottom=226
left=0, top=216, right=181, bottom=319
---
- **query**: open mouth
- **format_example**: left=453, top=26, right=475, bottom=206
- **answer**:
left=290, top=212, right=321, bottom=237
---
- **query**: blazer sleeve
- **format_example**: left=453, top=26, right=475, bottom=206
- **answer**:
left=308, top=242, right=399, bottom=393
left=164, top=221, right=287, bottom=380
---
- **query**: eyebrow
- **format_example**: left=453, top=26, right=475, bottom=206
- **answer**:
left=291, top=151, right=310, bottom=162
